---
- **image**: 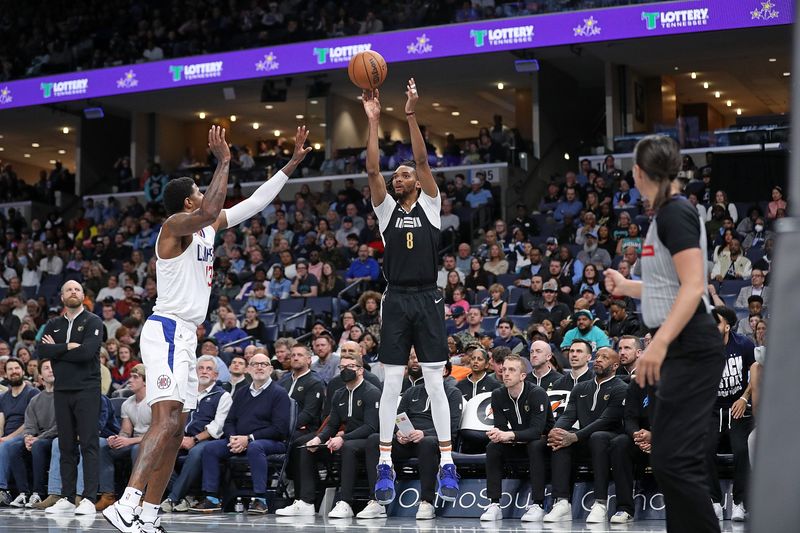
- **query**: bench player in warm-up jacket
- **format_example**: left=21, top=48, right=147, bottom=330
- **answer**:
left=103, top=125, right=311, bottom=533
left=361, top=79, right=459, bottom=508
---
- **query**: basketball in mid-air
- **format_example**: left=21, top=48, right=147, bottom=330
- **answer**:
left=348, top=50, right=388, bottom=90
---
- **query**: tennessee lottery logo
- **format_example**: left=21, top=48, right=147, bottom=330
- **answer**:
left=573, top=16, right=602, bottom=37
left=116, top=70, right=139, bottom=89
left=0, top=86, right=11, bottom=105
left=641, top=8, right=709, bottom=31
left=255, top=52, right=280, bottom=72
left=169, top=61, right=223, bottom=82
left=40, top=78, right=89, bottom=99
left=313, top=43, right=371, bottom=65
left=470, top=25, right=534, bottom=48
left=751, top=1, right=780, bottom=20
left=406, top=34, right=433, bottom=55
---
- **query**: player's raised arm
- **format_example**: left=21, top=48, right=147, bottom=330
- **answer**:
left=404, top=78, right=437, bottom=198
left=163, top=125, right=231, bottom=236
left=363, top=89, right=388, bottom=206
left=214, top=126, right=313, bottom=231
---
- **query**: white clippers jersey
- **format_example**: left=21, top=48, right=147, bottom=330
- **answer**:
left=152, top=225, right=216, bottom=327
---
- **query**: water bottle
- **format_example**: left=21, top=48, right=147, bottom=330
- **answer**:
left=235, top=497, right=244, bottom=513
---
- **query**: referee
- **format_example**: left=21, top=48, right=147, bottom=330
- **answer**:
left=604, top=135, right=724, bottom=532
left=37, top=280, right=103, bottom=513
left=361, top=78, right=459, bottom=507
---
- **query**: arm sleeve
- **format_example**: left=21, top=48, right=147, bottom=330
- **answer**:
left=575, top=384, right=626, bottom=441
left=512, top=389, right=549, bottom=442
left=296, top=381, right=324, bottom=429
left=206, top=392, right=233, bottom=439
left=656, top=200, right=702, bottom=255
left=222, top=171, right=289, bottom=228
left=343, top=388, right=381, bottom=440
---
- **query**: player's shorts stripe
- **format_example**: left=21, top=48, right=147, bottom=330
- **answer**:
left=148, top=314, right=176, bottom=371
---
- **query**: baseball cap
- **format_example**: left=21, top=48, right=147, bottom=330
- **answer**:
left=585, top=230, right=598, bottom=239
left=574, top=309, right=594, bottom=320
left=451, top=306, right=466, bottom=317
left=130, top=364, right=146, bottom=379
left=543, top=279, right=558, bottom=292
left=546, top=237, right=558, bottom=245
left=470, top=177, right=481, bottom=185
left=342, top=216, right=353, bottom=223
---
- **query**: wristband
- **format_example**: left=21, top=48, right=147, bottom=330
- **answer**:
left=192, top=436, right=200, bottom=444
left=406, top=112, right=415, bottom=116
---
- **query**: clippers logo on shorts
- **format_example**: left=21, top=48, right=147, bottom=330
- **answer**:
left=395, top=216, right=422, bottom=229
left=157, top=375, right=172, bottom=390
left=641, top=245, right=655, bottom=257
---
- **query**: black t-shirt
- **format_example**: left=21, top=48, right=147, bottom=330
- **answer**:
left=656, top=196, right=702, bottom=255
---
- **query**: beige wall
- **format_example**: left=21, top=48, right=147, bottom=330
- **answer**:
left=4, top=158, right=48, bottom=185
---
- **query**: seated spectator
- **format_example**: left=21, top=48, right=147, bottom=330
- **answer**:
left=191, top=353, right=290, bottom=514
left=310, top=333, right=340, bottom=385
left=733, top=268, right=769, bottom=309
left=539, top=182, right=561, bottom=214
left=198, top=338, right=231, bottom=384
left=527, top=340, right=564, bottom=390
left=266, top=265, right=291, bottom=300
left=446, top=306, right=468, bottom=336
left=596, top=225, right=617, bottom=259
left=493, top=318, right=526, bottom=355
left=615, top=223, right=643, bottom=257
left=102, top=303, right=122, bottom=340
left=560, top=310, right=610, bottom=352
left=241, top=306, right=269, bottom=345
left=515, top=275, right=544, bottom=315
left=110, top=344, right=139, bottom=391
left=455, top=243, right=473, bottom=274
left=510, top=203, right=540, bottom=237
left=4, top=358, right=55, bottom=507
left=345, top=245, right=380, bottom=286
left=356, top=291, right=381, bottom=328
left=554, top=339, right=594, bottom=390
left=767, top=186, right=786, bottom=220
left=532, top=280, right=571, bottom=332
left=100, top=365, right=150, bottom=487
left=222, top=355, right=252, bottom=397
left=741, top=216, right=773, bottom=251
left=160, top=356, right=232, bottom=513
left=480, top=354, right=553, bottom=522
left=245, top=283, right=272, bottom=313
left=214, top=314, right=249, bottom=359
left=577, top=264, right=603, bottom=297
left=515, top=245, right=546, bottom=281
left=711, top=239, right=752, bottom=281
left=606, top=301, right=642, bottom=341
left=482, top=283, right=507, bottom=318
left=456, top=347, right=502, bottom=400
left=465, top=257, right=491, bottom=293
left=277, top=352, right=380, bottom=518
left=449, top=286, right=470, bottom=317
left=484, top=244, right=509, bottom=276
left=553, top=187, right=582, bottom=223
left=97, top=275, right=125, bottom=302
left=706, top=190, right=738, bottom=223
left=290, top=261, right=318, bottom=298
left=532, top=348, right=626, bottom=523
left=456, top=308, right=491, bottom=347
left=612, top=180, right=641, bottom=210
left=465, top=177, right=493, bottom=208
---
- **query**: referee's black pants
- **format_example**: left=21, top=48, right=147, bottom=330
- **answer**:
left=365, top=433, right=439, bottom=503
left=705, top=409, right=753, bottom=506
left=485, top=441, right=539, bottom=502
left=54, top=389, right=101, bottom=502
left=650, top=336, right=725, bottom=533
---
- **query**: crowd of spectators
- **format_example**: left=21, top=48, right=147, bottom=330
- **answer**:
left=0, top=0, right=672, bottom=81
left=0, top=141, right=779, bottom=518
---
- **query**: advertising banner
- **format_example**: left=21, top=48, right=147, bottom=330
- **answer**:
left=0, top=0, right=791, bottom=110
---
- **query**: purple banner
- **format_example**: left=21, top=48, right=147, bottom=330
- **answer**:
left=0, top=0, right=791, bottom=110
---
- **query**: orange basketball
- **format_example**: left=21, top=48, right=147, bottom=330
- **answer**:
left=348, top=50, right=388, bottom=90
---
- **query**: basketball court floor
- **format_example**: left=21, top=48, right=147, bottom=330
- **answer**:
left=0, top=510, right=750, bottom=532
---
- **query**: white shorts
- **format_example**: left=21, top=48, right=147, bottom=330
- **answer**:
left=140, top=314, right=199, bottom=412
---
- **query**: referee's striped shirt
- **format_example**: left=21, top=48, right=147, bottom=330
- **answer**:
left=635, top=196, right=712, bottom=328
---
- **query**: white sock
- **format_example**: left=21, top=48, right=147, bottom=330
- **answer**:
left=140, top=502, right=159, bottom=523
left=439, top=449, right=453, bottom=466
left=379, top=447, right=393, bottom=466
left=120, top=487, right=142, bottom=508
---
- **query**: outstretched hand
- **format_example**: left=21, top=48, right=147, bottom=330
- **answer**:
left=208, top=125, right=231, bottom=162
left=405, top=78, right=418, bottom=114
left=362, top=89, right=381, bottom=120
left=291, top=126, right=313, bottom=162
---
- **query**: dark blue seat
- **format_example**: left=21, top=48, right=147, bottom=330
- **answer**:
left=306, top=296, right=334, bottom=319
left=276, top=298, right=305, bottom=314
left=110, top=397, right=126, bottom=420
left=507, top=314, right=533, bottom=332
left=720, top=279, right=749, bottom=296
left=481, top=316, right=498, bottom=332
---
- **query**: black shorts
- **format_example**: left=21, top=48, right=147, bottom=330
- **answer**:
left=378, top=285, right=448, bottom=366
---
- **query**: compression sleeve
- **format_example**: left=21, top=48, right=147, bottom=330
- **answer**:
left=222, top=171, right=289, bottom=228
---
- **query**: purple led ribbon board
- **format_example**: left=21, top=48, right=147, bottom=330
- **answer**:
left=0, top=0, right=791, bottom=110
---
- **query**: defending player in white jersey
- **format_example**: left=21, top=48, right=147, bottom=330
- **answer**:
left=104, top=125, right=311, bottom=533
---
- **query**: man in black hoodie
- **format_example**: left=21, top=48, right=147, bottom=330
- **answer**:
left=37, top=280, right=103, bottom=514
left=480, top=354, right=553, bottom=522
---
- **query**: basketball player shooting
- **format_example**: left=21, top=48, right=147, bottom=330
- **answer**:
left=103, top=125, right=311, bottom=533
left=363, top=79, right=459, bottom=506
